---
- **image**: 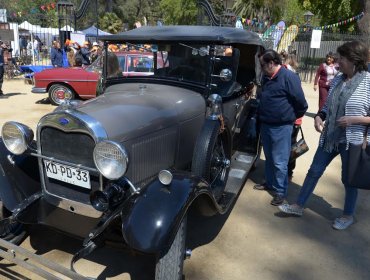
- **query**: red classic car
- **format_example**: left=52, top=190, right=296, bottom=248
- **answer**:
left=31, top=51, right=154, bottom=105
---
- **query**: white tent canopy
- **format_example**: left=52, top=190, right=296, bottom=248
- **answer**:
left=60, top=25, right=74, bottom=32
left=19, top=21, right=42, bottom=32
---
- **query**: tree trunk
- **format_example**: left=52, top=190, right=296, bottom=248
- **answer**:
left=358, top=0, right=370, bottom=34
left=105, top=0, right=113, bottom=13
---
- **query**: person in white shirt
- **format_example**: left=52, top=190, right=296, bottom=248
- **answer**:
left=33, top=39, right=40, bottom=61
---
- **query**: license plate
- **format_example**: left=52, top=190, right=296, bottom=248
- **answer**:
left=44, top=160, right=91, bottom=189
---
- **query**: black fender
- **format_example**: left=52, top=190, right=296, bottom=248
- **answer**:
left=0, top=138, right=41, bottom=212
left=121, top=171, right=219, bottom=254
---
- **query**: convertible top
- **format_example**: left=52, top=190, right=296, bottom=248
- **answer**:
left=99, top=25, right=264, bottom=46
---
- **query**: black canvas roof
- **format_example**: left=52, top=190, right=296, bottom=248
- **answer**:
left=99, top=25, right=264, bottom=46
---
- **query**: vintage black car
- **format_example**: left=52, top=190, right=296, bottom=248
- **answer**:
left=0, top=26, right=264, bottom=279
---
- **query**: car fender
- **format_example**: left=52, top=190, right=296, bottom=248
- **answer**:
left=121, top=171, right=218, bottom=254
left=0, top=139, right=41, bottom=211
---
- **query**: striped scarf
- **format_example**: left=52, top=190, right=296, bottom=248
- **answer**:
left=322, top=71, right=367, bottom=152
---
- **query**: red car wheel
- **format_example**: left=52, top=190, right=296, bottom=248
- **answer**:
left=48, top=84, right=75, bottom=106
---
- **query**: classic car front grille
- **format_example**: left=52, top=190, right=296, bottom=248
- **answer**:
left=40, top=127, right=95, bottom=168
left=40, top=127, right=100, bottom=204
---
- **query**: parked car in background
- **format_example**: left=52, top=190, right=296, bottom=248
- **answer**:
left=0, top=25, right=264, bottom=279
left=31, top=51, right=155, bottom=105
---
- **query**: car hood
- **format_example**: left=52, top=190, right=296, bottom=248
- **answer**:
left=35, top=67, right=93, bottom=78
left=75, top=83, right=206, bottom=141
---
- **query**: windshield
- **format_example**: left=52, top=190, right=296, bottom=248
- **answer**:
left=102, top=42, right=211, bottom=85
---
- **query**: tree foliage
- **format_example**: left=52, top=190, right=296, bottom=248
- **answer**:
left=2, top=0, right=368, bottom=33
left=99, top=12, right=123, bottom=33
left=299, top=0, right=363, bottom=30
left=232, top=0, right=287, bottom=22
left=159, top=0, right=198, bottom=25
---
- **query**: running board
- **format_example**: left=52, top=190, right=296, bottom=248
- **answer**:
left=219, top=151, right=255, bottom=209
left=0, top=238, right=93, bottom=280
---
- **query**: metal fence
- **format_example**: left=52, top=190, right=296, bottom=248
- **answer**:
left=261, top=30, right=370, bottom=83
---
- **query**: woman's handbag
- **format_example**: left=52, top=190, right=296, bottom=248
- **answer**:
left=347, top=126, right=370, bottom=190
left=290, top=126, right=309, bottom=162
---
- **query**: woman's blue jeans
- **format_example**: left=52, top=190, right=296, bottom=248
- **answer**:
left=296, top=143, right=358, bottom=216
left=261, top=123, right=293, bottom=197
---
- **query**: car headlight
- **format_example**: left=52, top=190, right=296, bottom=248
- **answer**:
left=93, top=140, right=128, bottom=180
left=1, top=122, right=34, bottom=155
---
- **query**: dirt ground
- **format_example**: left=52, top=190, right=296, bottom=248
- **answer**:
left=0, top=78, right=370, bottom=280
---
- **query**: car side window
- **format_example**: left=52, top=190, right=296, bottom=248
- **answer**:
left=118, top=56, right=126, bottom=72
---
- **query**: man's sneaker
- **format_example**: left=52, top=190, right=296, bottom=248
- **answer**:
left=270, top=195, right=285, bottom=206
left=332, top=216, right=354, bottom=230
left=278, top=203, right=303, bottom=216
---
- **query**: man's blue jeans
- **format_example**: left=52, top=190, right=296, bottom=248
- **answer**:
left=297, top=143, right=358, bottom=216
left=261, top=123, right=293, bottom=197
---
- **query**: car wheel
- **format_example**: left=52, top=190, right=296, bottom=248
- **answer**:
left=48, top=84, right=75, bottom=106
left=0, top=201, right=26, bottom=245
left=155, top=216, right=187, bottom=280
left=192, top=119, right=231, bottom=199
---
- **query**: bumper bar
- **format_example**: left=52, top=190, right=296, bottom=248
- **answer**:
left=0, top=237, right=94, bottom=280
left=31, top=87, right=47, bottom=94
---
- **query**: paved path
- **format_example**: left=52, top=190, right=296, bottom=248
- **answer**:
left=0, top=79, right=369, bottom=280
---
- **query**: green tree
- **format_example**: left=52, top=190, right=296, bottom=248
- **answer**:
left=99, top=12, right=123, bottom=33
left=159, top=0, right=198, bottom=25
left=299, top=0, right=362, bottom=30
left=232, top=0, right=286, bottom=22
left=357, top=0, right=370, bottom=34
left=3, top=0, right=58, bottom=27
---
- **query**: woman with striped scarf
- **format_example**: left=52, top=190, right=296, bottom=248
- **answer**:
left=278, top=40, right=370, bottom=230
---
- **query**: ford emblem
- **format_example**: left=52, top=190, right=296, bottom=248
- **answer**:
left=59, top=118, right=69, bottom=125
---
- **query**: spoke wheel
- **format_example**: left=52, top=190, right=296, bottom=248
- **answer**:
left=48, top=84, right=75, bottom=106
left=192, top=120, right=231, bottom=199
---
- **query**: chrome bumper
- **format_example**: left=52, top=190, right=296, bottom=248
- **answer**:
left=31, top=87, right=47, bottom=94
left=0, top=237, right=93, bottom=280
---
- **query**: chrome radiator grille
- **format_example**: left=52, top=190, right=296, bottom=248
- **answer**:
left=40, top=127, right=95, bottom=168
left=40, top=127, right=100, bottom=204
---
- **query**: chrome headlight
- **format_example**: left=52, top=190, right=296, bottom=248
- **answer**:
left=93, top=140, right=128, bottom=180
left=1, top=122, right=34, bottom=155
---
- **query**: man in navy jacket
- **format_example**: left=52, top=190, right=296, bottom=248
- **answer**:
left=50, top=41, right=63, bottom=67
left=255, top=49, right=308, bottom=205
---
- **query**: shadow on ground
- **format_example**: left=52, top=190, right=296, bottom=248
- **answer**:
left=25, top=195, right=240, bottom=280
left=0, top=93, right=25, bottom=98
left=35, top=98, right=51, bottom=104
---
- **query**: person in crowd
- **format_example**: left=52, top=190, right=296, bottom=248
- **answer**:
left=278, top=40, right=370, bottom=230
left=27, top=40, right=32, bottom=56
left=314, top=52, right=339, bottom=111
left=80, top=41, right=91, bottom=66
left=90, top=42, right=101, bottom=63
left=0, top=41, right=13, bottom=96
left=96, top=52, right=122, bottom=96
left=20, top=36, right=27, bottom=56
left=72, top=42, right=83, bottom=67
left=254, top=49, right=308, bottom=206
left=33, top=38, right=40, bottom=62
left=282, top=53, right=303, bottom=181
left=50, top=41, right=63, bottom=67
